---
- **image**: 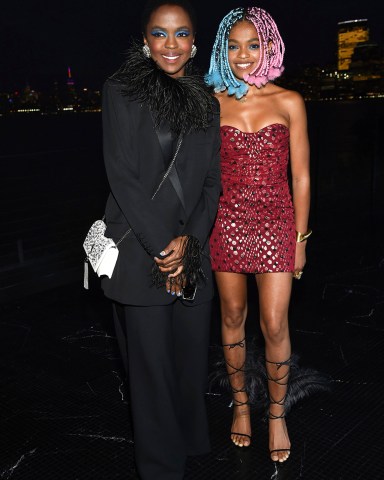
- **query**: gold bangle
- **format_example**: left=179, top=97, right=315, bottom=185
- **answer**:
left=296, top=228, right=312, bottom=243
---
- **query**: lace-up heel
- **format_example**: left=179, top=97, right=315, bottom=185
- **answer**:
left=266, top=357, right=291, bottom=462
left=223, top=337, right=252, bottom=447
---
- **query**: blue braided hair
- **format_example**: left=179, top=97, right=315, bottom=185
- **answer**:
left=205, top=8, right=248, bottom=99
left=205, top=7, right=285, bottom=99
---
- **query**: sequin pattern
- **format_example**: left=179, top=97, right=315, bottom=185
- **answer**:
left=210, top=123, right=295, bottom=273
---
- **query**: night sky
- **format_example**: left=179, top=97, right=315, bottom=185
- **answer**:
left=1, top=0, right=383, bottom=90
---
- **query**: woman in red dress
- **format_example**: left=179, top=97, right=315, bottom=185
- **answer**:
left=206, top=7, right=311, bottom=463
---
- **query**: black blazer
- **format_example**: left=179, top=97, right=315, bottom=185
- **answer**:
left=101, top=80, right=221, bottom=306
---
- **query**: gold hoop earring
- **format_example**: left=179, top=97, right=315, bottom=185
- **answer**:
left=142, top=44, right=151, bottom=58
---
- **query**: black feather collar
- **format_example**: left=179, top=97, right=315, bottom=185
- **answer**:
left=109, top=43, right=215, bottom=136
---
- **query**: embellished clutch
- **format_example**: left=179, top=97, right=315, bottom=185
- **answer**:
left=83, top=219, right=121, bottom=288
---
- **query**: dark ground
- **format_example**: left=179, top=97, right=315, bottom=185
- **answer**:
left=1, top=234, right=383, bottom=479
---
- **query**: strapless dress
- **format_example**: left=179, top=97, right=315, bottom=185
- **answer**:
left=210, top=123, right=295, bottom=273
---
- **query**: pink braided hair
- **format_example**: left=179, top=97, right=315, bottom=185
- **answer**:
left=244, top=7, right=285, bottom=88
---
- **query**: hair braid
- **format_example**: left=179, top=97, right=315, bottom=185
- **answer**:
left=205, top=6, right=285, bottom=98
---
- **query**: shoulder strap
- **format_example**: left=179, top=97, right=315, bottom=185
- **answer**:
left=151, top=135, right=183, bottom=199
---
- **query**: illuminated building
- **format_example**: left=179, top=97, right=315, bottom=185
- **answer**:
left=67, top=67, right=75, bottom=86
left=338, top=19, right=369, bottom=71
left=65, top=66, right=77, bottom=109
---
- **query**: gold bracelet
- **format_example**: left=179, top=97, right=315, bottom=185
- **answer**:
left=296, top=228, right=312, bottom=243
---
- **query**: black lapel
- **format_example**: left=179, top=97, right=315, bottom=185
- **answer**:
left=152, top=117, right=186, bottom=211
left=155, top=120, right=174, bottom=169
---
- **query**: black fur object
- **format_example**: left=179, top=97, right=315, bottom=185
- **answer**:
left=208, top=339, right=332, bottom=417
left=110, top=42, right=215, bottom=136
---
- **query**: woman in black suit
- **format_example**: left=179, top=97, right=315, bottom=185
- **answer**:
left=100, top=1, right=221, bottom=478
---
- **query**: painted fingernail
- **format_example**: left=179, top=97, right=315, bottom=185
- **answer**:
left=171, top=292, right=175, bottom=295
left=167, top=290, right=170, bottom=294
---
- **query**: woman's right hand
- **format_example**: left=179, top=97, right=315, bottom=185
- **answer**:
left=165, top=273, right=186, bottom=297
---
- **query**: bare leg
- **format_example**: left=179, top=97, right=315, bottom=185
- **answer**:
left=256, top=272, right=292, bottom=463
left=215, top=272, right=251, bottom=447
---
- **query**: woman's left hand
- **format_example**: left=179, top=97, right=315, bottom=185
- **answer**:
left=154, top=236, right=187, bottom=275
left=293, top=241, right=307, bottom=279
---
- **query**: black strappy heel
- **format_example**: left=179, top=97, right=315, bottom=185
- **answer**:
left=223, top=337, right=252, bottom=447
left=266, top=357, right=291, bottom=462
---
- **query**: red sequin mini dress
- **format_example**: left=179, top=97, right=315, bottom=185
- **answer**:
left=210, top=123, right=295, bottom=273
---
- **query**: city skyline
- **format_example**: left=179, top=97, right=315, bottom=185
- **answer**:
left=1, top=0, right=383, bottom=90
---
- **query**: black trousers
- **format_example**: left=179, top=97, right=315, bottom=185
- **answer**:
left=113, top=300, right=211, bottom=480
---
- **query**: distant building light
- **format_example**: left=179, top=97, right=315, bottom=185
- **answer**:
left=62, top=107, right=74, bottom=111
left=17, top=108, right=40, bottom=113
left=338, top=19, right=368, bottom=25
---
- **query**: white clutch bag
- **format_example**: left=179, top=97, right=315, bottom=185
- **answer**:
left=83, top=219, right=121, bottom=288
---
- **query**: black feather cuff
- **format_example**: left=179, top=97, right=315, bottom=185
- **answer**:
left=152, top=235, right=205, bottom=290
